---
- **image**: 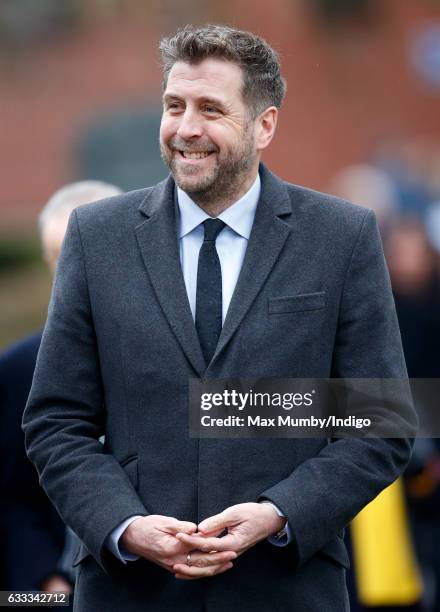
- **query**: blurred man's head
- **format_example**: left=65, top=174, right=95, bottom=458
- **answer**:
left=385, top=218, right=436, bottom=295
left=39, top=180, right=122, bottom=273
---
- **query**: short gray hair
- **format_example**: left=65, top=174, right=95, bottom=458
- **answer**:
left=39, top=180, right=122, bottom=236
left=159, top=24, right=286, bottom=118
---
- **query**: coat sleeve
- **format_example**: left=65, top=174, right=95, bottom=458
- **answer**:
left=259, top=209, right=417, bottom=567
left=22, top=211, right=148, bottom=574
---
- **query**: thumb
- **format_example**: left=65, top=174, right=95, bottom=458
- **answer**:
left=198, top=509, right=235, bottom=535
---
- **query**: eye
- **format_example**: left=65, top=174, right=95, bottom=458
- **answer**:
left=166, top=101, right=183, bottom=112
left=203, top=106, right=220, bottom=114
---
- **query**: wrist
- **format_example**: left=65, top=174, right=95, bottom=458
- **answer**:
left=259, top=501, right=287, bottom=537
left=120, top=516, right=145, bottom=554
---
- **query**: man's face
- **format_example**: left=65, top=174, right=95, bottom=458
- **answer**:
left=160, top=58, right=259, bottom=203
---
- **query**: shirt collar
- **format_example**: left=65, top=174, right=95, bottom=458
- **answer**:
left=177, top=173, right=261, bottom=240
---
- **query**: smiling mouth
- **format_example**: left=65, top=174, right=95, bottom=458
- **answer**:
left=178, top=151, right=214, bottom=160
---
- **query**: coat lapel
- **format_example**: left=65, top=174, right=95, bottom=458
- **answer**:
left=210, top=164, right=293, bottom=365
left=135, top=176, right=206, bottom=376
left=135, top=165, right=293, bottom=374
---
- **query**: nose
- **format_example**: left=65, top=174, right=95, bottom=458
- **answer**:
left=176, top=108, right=203, bottom=140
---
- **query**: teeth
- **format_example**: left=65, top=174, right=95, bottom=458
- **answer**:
left=182, top=151, right=211, bottom=159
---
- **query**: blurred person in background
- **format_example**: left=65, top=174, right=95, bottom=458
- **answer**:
left=386, top=217, right=440, bottom=611
left=386, top=218, right=440, bottom=379
left=329, top=167, right=424, bottom=612
left=374, top=138, right=440, bottom=219
left=329, top=164, right=399, bottom=237
left=333, top=155, right=440, bottom=611
left=0, top=181, right=122, bottom=601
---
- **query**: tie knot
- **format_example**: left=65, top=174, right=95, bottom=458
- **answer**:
left=203, top=218, right=226, bottom=242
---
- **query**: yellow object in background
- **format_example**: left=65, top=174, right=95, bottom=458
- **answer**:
left=351, top=478, right=423, bottom=607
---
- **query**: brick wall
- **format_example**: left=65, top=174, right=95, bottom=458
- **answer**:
left=1, top=0, right=439, bottom=229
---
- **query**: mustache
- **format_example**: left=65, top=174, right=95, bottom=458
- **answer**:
left=169, top=138, right=217, bottom=153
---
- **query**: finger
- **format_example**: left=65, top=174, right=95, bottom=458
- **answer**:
left=175, top=533, right=238, bottom=552
left=174, top=562, right=233, bottom=580
left=184, top=551, right=237, bottom=569
left=196, top=527, right=225, bottom=538
left=161, top=550, right=235, bottom=571
left=161, top=538, right=193, bottom=558
left=161, top=550, right=235, bottom=572
left=166, top=521, right=198, bottom=535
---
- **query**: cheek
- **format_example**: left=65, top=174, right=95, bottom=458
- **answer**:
left=210, top=124, right=242, bottom=148
left=159, top=118, right=175, bottom=146
left=203, top=127, right=228, bottom=151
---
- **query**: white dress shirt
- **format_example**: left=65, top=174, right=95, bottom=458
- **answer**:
left=178, top=173, right=259, bottom=324
left=107, top=173, right=291, bottom=563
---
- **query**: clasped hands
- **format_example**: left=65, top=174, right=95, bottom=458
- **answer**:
left=120, top=502, right=286, bottom=580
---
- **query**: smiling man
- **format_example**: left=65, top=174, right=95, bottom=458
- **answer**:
left=23, top=25, right=414, bottom=612
left=160, top=58, right=263, bottom=214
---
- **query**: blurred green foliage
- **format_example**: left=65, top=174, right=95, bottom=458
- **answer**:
left=0, top=234, right=40, bottom=272
left=0, top=235, right=50, bottom=350
left=0, top=259, right=51, bottom=350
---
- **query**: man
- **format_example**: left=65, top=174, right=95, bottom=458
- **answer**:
left=39, top=181, right=123, bottom=274
left=23, top=25, right=414, bottom=611
left=0, top=181, right=121, bottom=597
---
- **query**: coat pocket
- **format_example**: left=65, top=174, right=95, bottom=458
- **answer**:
left=268, top=291, right=326, bottom=315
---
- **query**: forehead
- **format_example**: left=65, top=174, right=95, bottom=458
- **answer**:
left=165, top=58, right=244, bottom=102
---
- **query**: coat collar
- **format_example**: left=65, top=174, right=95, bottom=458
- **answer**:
left=138, top=163, right=291, bottom=219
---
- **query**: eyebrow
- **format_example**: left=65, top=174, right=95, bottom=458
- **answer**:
left=163, top=93, right=227, bottom=109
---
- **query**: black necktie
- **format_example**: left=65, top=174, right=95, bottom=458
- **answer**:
left=196, top=218, right=226, bottom=364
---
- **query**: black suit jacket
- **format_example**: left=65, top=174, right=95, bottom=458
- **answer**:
left=0, top=332, right=66, bottom=590
left=23, top=165, right=415, bottom=611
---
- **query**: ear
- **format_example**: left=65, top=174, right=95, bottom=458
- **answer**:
left=255, top=107, right=278, bottom=152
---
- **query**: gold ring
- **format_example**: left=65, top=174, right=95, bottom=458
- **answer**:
left=186, top=552, right=192, bottom=567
